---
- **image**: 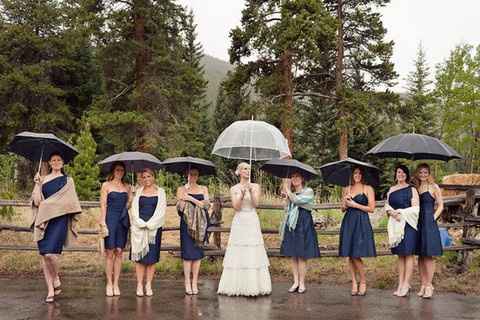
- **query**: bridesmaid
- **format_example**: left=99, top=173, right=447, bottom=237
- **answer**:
left=280, top=172, right=320, bottom=294
left=99, top=162, right=131, bottom=297
left=339, top=167, right=376, bottom=296
left=32, top=153, right=81, bottom=303
left=176, top=168, right=210, bottom=295
left=385, top=164, right=419, bottom=297
left=413, top=163, right=444, bottom=299
left=129, top=168, right=166, bottom=297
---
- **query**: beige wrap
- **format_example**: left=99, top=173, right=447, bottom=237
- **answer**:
left=31, top=177, right=82, bottom=247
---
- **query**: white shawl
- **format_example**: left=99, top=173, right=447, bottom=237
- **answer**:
left=385, top=188, right=419, bottom=248
left=129, top=187, right=166, bottom=261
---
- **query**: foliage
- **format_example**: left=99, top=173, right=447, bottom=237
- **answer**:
left=65, top=122, right=100, bottom=200
left=434, top=44, right=480, bottom=173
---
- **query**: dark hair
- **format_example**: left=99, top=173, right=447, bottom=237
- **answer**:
left=47, top=152, right=66, bottom=175
left=394, top=164, right=410, bottom=183
left=107, top=161, right=126, bottom=182
left=350, top=166, right=365, bottom=186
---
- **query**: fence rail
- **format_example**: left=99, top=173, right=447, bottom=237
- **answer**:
left=0, top=185, right=479, bottom=270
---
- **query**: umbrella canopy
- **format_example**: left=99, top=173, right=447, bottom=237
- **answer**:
left=260, top=158, right=318, bottom=180
left=319, top=157, right=381, bottom=187
left=366, top=133, right=462, bottom=161
left=162, top=156, right=216, bottom=176
left=212, top=120, right=291, bottom=161
left=8, top=131, right=78, bottom=164
left=98, top=152, right=163, bottom=173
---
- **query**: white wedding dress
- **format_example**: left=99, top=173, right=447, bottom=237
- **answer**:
left=217, top=186, right=272, bottom=296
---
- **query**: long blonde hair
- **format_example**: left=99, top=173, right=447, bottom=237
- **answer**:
left=412, top=163, right=435, bottom=189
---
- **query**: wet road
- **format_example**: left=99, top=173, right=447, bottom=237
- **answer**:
left=1, top=278, right=479, bottom=320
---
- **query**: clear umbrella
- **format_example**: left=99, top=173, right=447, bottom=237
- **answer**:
left=212, top=120, right=291, bottom=180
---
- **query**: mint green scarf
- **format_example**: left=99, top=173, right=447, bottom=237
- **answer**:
left=279, top=187, right=315, bottom=240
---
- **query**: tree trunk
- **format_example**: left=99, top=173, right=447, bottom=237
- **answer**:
left=280, top=49, right=294, bottom=154
left=134, top=1, right=147, bottom=150
left=336, top=0, right=348, bottom=160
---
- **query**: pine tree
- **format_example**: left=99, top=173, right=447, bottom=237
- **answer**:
left=65, top=122, right=100, bottom=200
left=402, top=43, right=436, bottom=135
left=0, top=0, right=101, bottom=151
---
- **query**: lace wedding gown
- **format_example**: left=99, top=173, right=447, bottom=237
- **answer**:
left=217, top=186, right=272, bottom=296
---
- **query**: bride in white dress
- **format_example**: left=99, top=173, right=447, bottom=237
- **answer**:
left=217, top=162, right=272, bottom=296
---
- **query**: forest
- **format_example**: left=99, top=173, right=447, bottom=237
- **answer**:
left=0, top=0, right=479, bottom=202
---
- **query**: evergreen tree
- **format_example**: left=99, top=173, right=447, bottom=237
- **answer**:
left=402, top=43, right=436, bottom=135
left=0, top=0, right=101, bottom=151
left=65, top=122, right=100, bottom=200
left=228, top=0, right=337, bottom=149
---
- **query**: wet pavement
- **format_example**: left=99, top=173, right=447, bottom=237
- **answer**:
left=1, top=277, right=479, bottom=320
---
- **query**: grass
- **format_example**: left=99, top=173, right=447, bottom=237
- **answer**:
left=1, top=204, right=480, bottom=295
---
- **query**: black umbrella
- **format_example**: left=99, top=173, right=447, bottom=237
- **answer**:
left=319, top=157, right=381, bottom=187
left=98, top=152, right=163, bottom=173
left=162, top=156, right=216, bottom=176
left=366, top=133, right=462, bottom=161
left=8, top=131, right=78, bottom=165
left=260, top=158, right=318, bottom=180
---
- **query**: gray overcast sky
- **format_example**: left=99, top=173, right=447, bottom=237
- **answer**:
left=177, top=0, right=480, bottom=91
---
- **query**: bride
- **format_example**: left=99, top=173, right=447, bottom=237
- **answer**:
left=217, top=162, right=272, bottom=296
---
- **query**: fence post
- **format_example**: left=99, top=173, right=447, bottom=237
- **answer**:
left=459, top=188, right=476, bottom=272
left=211, top=195, right=223, bottom=250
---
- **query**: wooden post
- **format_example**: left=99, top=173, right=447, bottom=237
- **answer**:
left=459, top=188, right=476, bottom=272
left=211, top=195, right=223, bottom=250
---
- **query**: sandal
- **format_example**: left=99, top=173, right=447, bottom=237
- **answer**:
left=45, top=295, right=55, bottom=303
left=358, top=283, right=367, bottom=296
left=54, top=285, right=62, bottom=296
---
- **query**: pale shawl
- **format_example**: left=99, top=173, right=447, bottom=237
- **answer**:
left=385, top=187, right=419, bottom=248
left=279, top=188, right=315, bottom=241
left=30, top=177, right=82, bottom=246
left=129, top=187, right=166, bottom=261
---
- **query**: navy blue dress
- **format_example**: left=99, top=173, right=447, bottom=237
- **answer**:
left=134, top=196, right=162, bottom=265
left=104, top=191, right=129, bottom=250
left=180, top=194, right=206, bottom=261
left=389, top=187, right=418, bottom=256
left=280, top=206, right=320, bottom=259
left=339, top=193, right=376, bottom=258
left=37, top=175, right=69, bottom=255
left=416, top=192, right=443, bottom=257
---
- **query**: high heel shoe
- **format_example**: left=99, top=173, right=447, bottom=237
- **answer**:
left=136, top=285, right=144, bottom=297
left=106, top=285, right=114, bottom=297
left=422, top=285, right=434, bottom=299
left=417, top=286, right=425, bottom=297
left=298, top=286, right=306, bottom=294
left=145, top=285, right=153, bottom=297
left=351, top=282, right=358, bottom=296
left=113, top=286, right=121, bottom=296
left=397, top=286, right=410, bottom=297
left=358, top=282, right=367, bottom=296
left=288, top=284, right=299, bottom=293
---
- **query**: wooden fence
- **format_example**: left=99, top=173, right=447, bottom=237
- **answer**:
left=1, top=184, right=479, bottom=270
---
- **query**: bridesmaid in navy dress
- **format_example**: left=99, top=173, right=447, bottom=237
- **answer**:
left=130, top=168, right=166, bottom=297
left=386, top=165, right=419, bottom=297
left=176, top=168, right=210, bottom=295
left=280, top=172, right=320, bottom=294
left=99, top=162, right=131, bottom=297
left=32, top=153, right=80, bottom=303
left=413, top=163, right=444, bottom=299
left=339, top=167, right=376, bottom=296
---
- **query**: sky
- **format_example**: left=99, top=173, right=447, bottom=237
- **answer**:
left=177, top=0, right=480, bottom=91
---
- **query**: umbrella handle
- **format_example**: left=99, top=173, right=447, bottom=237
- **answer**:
left=37, top=145, right=44, bottom=174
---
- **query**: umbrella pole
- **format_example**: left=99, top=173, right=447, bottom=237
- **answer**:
left=37, top=145, right=44, bottom=174
left=249, top=123, right=253, bottom=183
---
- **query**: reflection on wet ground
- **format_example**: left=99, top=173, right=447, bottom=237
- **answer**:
left=1, top=278, right=479, bottom=320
